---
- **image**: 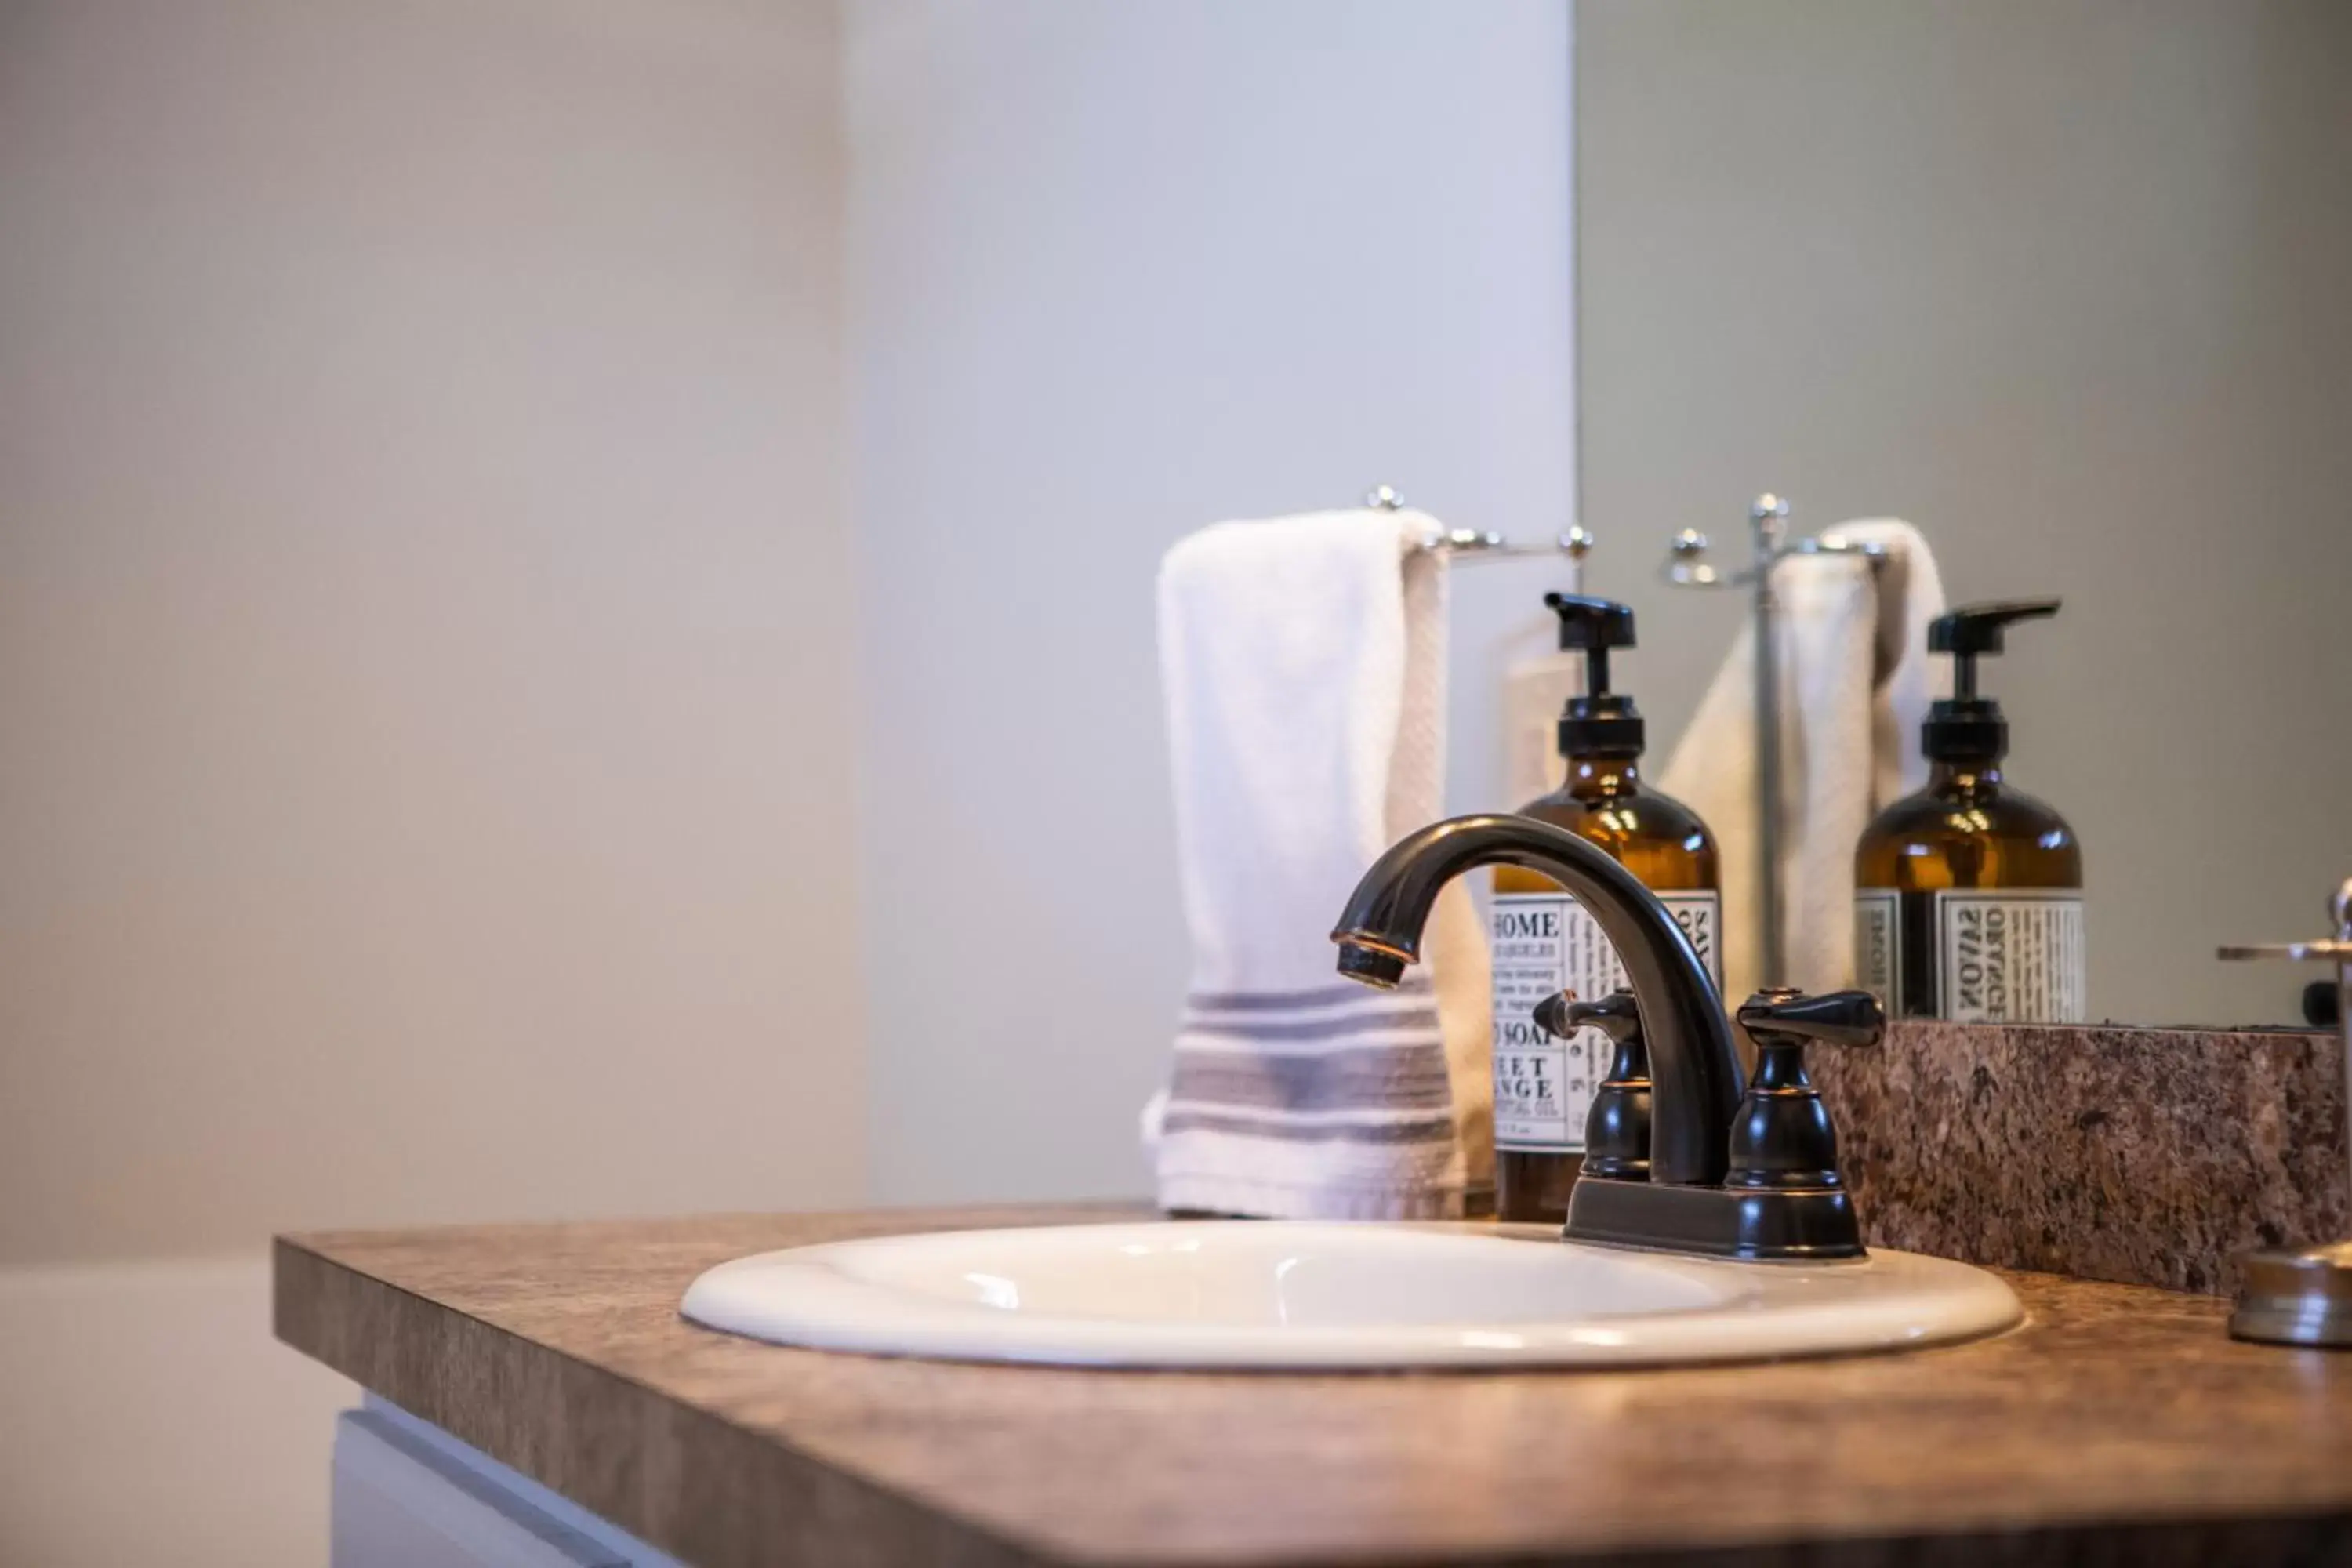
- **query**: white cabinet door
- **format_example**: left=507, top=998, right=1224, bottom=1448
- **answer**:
left=332, top=1400, right=681, bottom=1568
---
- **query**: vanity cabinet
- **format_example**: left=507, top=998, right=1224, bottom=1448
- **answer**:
left=332, top=1399, right=679, bottom=1568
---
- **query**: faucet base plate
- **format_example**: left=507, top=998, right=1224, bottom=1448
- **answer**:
left=1563, top=1177, right=1865, bottom=1261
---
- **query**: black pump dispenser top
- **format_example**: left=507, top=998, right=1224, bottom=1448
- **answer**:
left=1545, top=592, right=1645, bottom=760
left=1922, top=598, right=2060, bottom=764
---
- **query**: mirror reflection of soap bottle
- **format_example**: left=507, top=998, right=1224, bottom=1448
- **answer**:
left=1853, top=600, right=2085, bottom=1022
left=1490, top=594, right=1720, bottom=1225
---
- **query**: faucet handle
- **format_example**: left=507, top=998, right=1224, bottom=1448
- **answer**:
left=1534, top=988, right=1653, bottom=1182
left=1726, top=989, right=1882, bottom=1192
left=1534, top=986, right=1642, bottom=1043
left=1734, top=988, right=1885, bottom=1051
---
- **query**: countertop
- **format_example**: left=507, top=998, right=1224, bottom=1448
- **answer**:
left=274, top=1205, right=2352, bottom=1566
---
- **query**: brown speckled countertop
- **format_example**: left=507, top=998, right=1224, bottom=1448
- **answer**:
left=1816, top=1021, right=2344, bottom=1297
left=276, top=1203, right=2352, bottom=1567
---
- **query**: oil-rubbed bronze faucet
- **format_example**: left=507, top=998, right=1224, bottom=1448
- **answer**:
left=1331, top=814, right=1884, bottom=1260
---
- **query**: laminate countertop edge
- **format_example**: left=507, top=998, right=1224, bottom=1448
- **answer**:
left=272, top=1234, right=1044, bottom=1568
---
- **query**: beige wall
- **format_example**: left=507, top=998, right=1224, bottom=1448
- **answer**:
left=0, top=0, right=863, bottom=1265
left=0, top=1257, right=357, bottom=1566
left=846, top=0, right=1580, bottom=1205
left=1577, top=0, right=2352, bottom=1025
left=0, top=1, right=858, bottom=1559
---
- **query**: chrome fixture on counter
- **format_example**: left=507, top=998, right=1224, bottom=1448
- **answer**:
left=1661, top=495, right=1887, bottom=985
left=1363, top=483, right=1596, bottom=564
left=2220, top=878, right=2352, bottom=1348
left=1331, top=813, right=1885, bottom=1258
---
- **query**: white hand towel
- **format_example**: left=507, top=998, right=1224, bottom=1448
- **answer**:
left=1152, top=508, right=1493, bottom=1219
left=1657, top=520, right=1946, bottom=1003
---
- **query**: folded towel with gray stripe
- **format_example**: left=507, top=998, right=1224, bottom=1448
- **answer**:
left=1149, top=508, right=1493, bottom=1219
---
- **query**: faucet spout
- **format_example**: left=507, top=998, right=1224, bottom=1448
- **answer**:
left=1331, top=814, right=1744, bottom=1187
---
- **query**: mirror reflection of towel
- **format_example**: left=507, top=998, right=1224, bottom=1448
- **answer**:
left=1659, top=521, right=1947, bottom=1002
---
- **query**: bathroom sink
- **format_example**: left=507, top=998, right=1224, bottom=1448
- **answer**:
left=680, top=1221, right=2022, bottom=1370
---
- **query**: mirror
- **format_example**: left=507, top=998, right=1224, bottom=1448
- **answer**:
left=1572, top=0, right=2351, bottom=1027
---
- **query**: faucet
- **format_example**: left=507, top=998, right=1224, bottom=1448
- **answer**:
left=1333, top=814, right=1743, bottom=1185
left=1331, top=813, right=1882, bottom=1260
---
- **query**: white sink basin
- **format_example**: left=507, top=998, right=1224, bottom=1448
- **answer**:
left=681, top=1221, right=2022, bottom=1370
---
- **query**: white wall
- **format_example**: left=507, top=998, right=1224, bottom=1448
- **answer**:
left=0, top=0, right=858, bottom=1559
left=847, top=0, right=1578, bottom=1204
left=1577, top=0, right=2352, bottom=1025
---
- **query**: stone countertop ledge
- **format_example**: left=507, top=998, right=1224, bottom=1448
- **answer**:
left=1817, top=1019, right=2345, bottom=1298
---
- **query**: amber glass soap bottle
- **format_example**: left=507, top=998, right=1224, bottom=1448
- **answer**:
left=1490, top=594, right=1720, bottom=1224
left=1854, top=600, right=2085, bottom=1022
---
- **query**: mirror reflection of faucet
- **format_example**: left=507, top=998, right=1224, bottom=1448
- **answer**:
left=2218, top=877, right=2352, bottom=1346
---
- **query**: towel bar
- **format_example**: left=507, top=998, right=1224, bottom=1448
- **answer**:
left=1362, top=483, right=1595, bottom=564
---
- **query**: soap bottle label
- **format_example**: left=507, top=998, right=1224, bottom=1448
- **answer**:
left=1853, top=888, right=1901, bottom=1007
left=1933, top=890, right=2087, bottom=1023
left=1488, top=890, right=1721, bottom=1151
